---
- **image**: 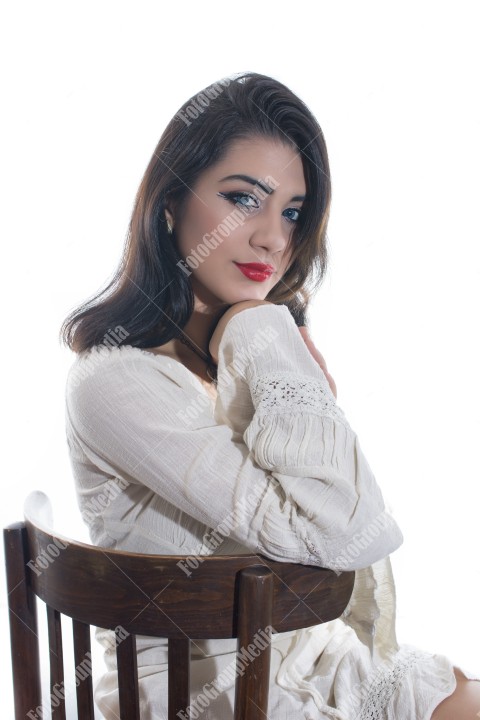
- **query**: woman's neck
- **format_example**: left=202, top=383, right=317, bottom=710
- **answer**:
left=148, top=296, right=228, bottom=386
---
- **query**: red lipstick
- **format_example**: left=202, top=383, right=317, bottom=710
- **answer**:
left=234, top=262, right=274, bottom=282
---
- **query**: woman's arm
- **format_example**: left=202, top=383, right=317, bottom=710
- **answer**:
left=212, top=303, right=402, bottom=570
left=66, top=303, right=402, bottom=570
left=209, top=299, right=337, bottom=398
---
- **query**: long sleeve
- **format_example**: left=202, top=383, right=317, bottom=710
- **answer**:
left=213, top=303, right=403, bottom=570
left=65, top=303, right=402, bottom=570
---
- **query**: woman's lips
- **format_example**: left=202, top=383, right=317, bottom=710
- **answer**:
left=234, top=262, right=274, bottom=282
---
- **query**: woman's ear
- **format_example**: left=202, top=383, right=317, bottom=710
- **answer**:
left=165, top=191, right=181, bottom=232
left=164, top=207, right=174, bottom=228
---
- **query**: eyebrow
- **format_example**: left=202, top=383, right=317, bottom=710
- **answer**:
left=219, top=174, right=305, bottom=202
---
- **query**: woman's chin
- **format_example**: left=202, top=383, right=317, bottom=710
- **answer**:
left=194, top=280, right=271, bottom=307
left=223, top=289, right=270, bottom=305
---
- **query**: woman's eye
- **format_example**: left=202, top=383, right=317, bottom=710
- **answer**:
left=283, top=207, right=301, bottom=223
left=219, top=191, right=260, bottom=212
left=218, top=191, right=302, bottom=223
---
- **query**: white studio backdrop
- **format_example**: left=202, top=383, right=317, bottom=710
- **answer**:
left=1, top=1, right=479, bottom=717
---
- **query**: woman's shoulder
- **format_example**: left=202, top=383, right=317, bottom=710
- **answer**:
left=68, top=342, right=176, bottom=370
left=64, top=341, right=217, bottom=447
left=65, top=343, right=194, bottom=398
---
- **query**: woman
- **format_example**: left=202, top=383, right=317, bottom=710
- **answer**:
left=61, top=72, right=480, bottom=719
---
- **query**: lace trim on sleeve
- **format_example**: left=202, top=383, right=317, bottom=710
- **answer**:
left=249, top=371, right=352, bottom=430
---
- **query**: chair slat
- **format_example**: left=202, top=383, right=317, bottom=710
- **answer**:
left=47, top=605, right=66, bottom=720
left=234, top=566, right=274, bottom=720
left=4, top=493, right=356, bottom=720
left=168, top=638, right=190, bottom=720
left=3, top=523, right=42, bottom=720
left=117, top=630, right=140, bottom=719
left=72, top=619, right=95, bottom=720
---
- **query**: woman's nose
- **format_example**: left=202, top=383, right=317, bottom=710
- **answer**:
left=249, top=208, right=288, bottom=257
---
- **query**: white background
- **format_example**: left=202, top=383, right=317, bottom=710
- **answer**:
left=1, top=1, right=479, bottom=716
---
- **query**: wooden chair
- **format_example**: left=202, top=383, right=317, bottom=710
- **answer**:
left=4, top=491, right=355, bottom=720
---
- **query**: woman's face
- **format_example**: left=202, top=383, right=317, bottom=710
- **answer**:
left=167, top=135, right=306, bottom=308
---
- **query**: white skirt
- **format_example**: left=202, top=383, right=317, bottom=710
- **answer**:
left=93, top=557, right=480, bottom=719
left=93, top=620, right=479, bottom=720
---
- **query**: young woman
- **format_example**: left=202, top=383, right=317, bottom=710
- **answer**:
left=61, top=72, right=480, bottom=719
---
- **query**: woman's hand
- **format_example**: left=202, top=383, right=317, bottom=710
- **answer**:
left=209, top=300, right=273, bottom=364
left=298, top=326, right=337, bottom=399
left=209, top=302, right=337, bottom=400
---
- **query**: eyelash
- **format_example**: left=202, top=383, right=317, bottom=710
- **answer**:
left=218, top=191, right=302, bottom=224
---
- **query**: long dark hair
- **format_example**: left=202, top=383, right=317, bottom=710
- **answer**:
left=60, top=71, right=332, bottom=353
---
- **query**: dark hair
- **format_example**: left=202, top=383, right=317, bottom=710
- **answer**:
left=60, top=71, right=332, bottom=353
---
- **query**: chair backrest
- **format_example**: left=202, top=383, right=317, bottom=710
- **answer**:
left=4, top=491, right=355, bottom=720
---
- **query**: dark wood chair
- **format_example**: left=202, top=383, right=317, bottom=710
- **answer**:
left=4, top=491, right=355, bottom=720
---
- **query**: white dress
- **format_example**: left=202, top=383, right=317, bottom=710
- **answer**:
left=64, top=303, right=479, bottom=719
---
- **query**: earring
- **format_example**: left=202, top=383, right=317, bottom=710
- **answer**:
left=167, top=220, right=173, bottom=234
